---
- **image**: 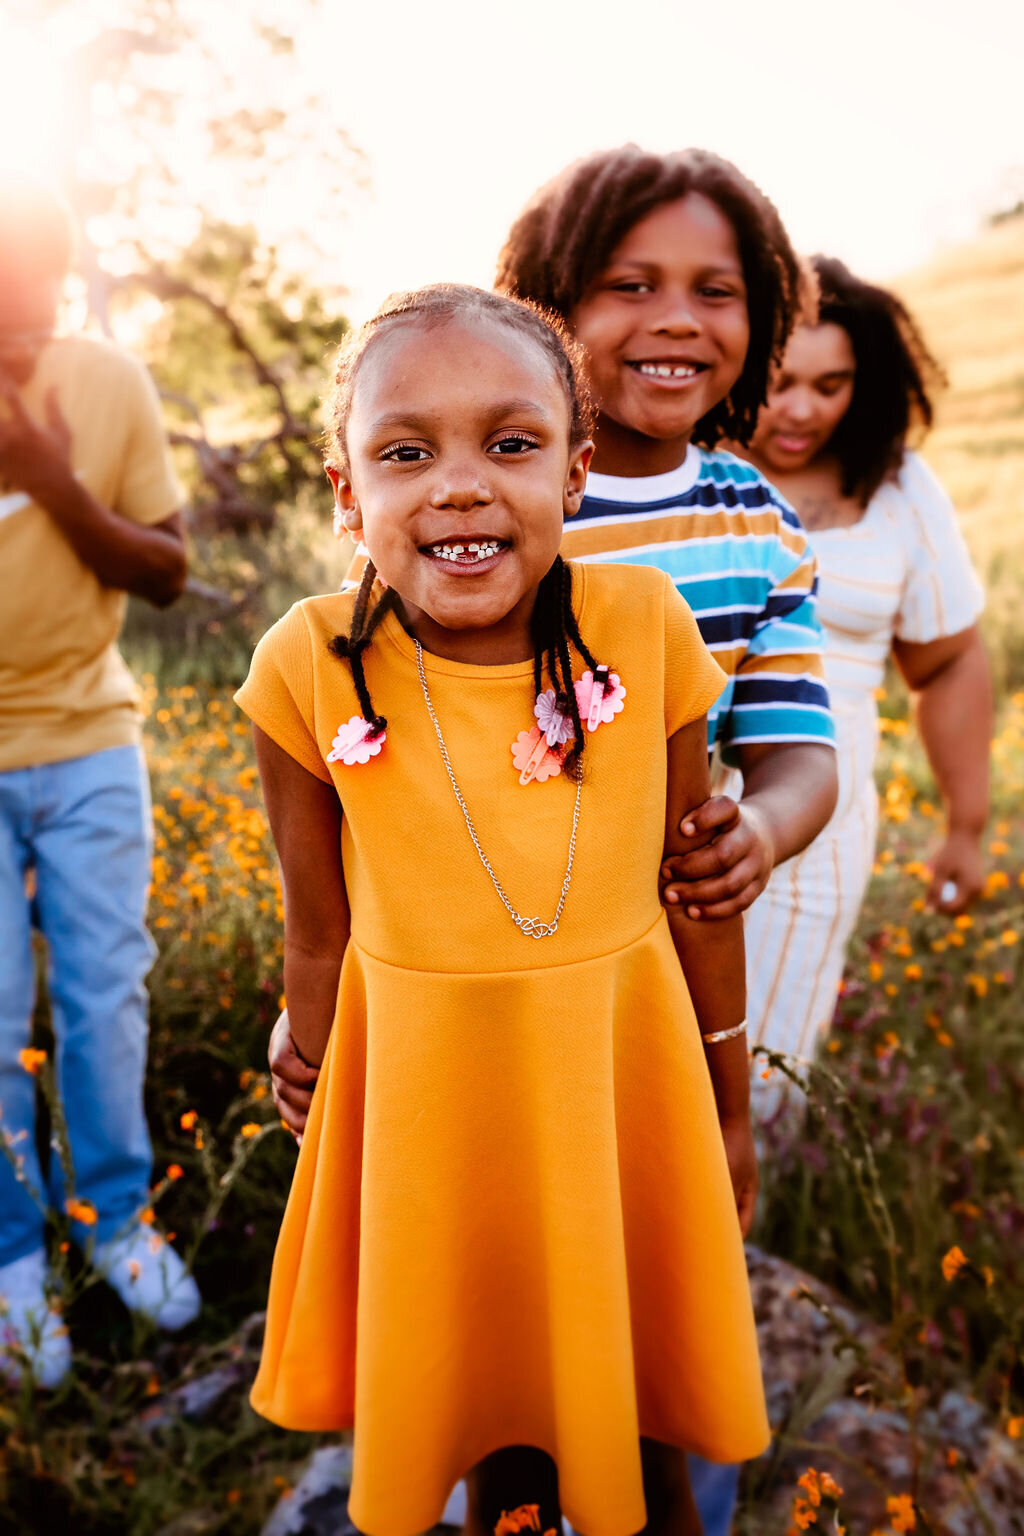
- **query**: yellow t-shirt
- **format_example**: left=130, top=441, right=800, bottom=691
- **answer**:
left=0, top=334, right=182, bottom=771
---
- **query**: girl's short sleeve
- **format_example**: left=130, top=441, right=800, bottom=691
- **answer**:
left=234, top=605, right=333, bottom=783
left=893, top=454, right=985, bottom=644
left=662, top=575, right=728, bottom=737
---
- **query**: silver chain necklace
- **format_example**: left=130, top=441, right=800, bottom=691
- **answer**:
left=415, top=639, right=581, bottom=939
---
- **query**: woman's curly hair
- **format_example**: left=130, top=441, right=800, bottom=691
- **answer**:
left=810, top=255, right=946, bottom=505
left=495, top=145, right=808, bottom=447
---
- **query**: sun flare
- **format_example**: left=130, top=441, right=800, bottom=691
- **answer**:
left=0, top=19, right=67, bottom=181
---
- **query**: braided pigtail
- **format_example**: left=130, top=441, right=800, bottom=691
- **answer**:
left=527, top=557, right=610, bottom=781
left=328, top=561, right=394, bottom=741
left=561, top=560, right=600, bottom=673
left=554, top=569, right=586, bottom=779
left=530, top=562, right=561, bottom=700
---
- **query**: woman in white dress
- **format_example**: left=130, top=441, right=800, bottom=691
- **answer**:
left=735, top=256, right=992, bottom=1070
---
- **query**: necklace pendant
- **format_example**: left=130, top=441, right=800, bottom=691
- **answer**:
left=518, top=916, right=558, bottom=938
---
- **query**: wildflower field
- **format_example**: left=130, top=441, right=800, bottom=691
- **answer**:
left=4, top=681, right=1022, bottom=1535
left=4, top=217, right=1024, bottom=1533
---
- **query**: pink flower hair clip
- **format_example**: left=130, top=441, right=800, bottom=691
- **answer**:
left=574, top=666, right=626, bottom=732
left=326, top=715, right=386, bottom=767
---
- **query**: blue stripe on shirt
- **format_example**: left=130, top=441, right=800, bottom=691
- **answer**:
left=568, top=448, right=836, bottom=757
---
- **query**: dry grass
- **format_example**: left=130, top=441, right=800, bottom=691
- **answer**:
left=897, top=214, right=1024, bottom=689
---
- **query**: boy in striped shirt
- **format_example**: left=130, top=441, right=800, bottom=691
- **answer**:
left=492, top=143, right=839, bottom=1536
left=496, top=148, right=838, bottom=928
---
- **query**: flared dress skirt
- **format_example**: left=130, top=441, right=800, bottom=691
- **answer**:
left=252, top=918, right=768, bottom=1536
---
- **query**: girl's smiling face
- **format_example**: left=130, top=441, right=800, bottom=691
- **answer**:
left=570, top=194, right=750, bottom=477
left=330, top=314, right=591, bottom=664
left=749, top=322, right=857, bottom=474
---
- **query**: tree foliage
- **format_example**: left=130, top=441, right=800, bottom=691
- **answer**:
left=28, top=0, right=361, bottom=664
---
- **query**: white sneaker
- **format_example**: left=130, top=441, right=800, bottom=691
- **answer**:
left=0, top=1248, right=72, bottom=1389
left=93, top=1224, right=201, bottom=1331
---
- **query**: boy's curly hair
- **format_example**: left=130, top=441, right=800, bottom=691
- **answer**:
left=495, top=145, right=807, bottom=447
left=810, top=255, right=945, bottom=505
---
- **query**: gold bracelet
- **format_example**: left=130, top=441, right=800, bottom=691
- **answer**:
left=701, top=1019, right=747, bottom=1045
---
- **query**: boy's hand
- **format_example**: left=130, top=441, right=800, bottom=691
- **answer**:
left=720, top=1115, right=758, bottom=1236
left=660, top=796, right=775, bottom=920
left=269, top=1010, right=319, bottom=1142
left=0, top=377, right=74, bottom=507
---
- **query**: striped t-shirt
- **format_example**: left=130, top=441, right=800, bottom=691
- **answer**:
left=562, top=446, right=835, bottom=760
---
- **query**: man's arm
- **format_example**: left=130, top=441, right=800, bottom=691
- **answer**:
left=0, top=374, right=186, bottom=607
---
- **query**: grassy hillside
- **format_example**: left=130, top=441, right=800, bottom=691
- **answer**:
left=897, top=214, right=1024, bottom=686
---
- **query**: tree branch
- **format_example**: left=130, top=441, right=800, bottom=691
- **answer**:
left=113, top=268, right=301, bottom=435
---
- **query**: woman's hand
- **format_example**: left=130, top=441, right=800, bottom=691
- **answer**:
left=895, top=627, right=991, bottom=914
left=660, top=796, right=775, bottom=919
left=719, top=1114, right=759, bottom=1237
left=926, top=827, right=985, bottom=913
left=268, top=1010, right=319, bottom=1142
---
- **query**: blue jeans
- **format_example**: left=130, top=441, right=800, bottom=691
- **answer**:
left=0, top=744, right=155, bottom=1262
left=688, top=1456, right=740, bottom=1536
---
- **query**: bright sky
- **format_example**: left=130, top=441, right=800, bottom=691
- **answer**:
left=1, top=0, right=1021, bottom=322
left=300, top=0, right=1024, bottom=318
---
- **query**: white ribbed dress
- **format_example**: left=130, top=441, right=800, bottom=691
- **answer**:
left=740, top=453, right=984, bottom=1070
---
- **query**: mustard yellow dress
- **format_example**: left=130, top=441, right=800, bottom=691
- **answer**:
left=235, top=563, right=769, bottom=1536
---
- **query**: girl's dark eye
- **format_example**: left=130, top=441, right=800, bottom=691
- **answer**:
left=610, top=280, right=653, bottom=295
left=491, top=434, right=537, bottom=455
left=381, top=443, right=428, bottom=463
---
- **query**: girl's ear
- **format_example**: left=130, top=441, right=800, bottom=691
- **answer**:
left=326, top=465, right=363, bottom=537
left=563, top=440, right=594, bottom=520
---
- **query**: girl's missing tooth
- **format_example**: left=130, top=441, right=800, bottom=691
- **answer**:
left=497, top=145, right=839, bottom=920
left=237, top=285, right=768, bottom=1536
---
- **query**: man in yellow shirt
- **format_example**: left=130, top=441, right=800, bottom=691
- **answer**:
left=0, top=180, right=199, bottom=1387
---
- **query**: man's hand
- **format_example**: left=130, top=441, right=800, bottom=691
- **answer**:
left=660, top=796, right=775, bottom=920
left=0, top=375, right=74, bottom=507
left=926, top=827, right=985, bottom=914
left=720, top=1114, right=758, bottom=1237
left=269, top=1010, right=319, bottom=1142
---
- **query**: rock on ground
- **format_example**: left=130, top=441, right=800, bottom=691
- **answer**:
left=261, top=1445, right=357, bottom=1536
left=746, top=1246, right=1024, bottom=1533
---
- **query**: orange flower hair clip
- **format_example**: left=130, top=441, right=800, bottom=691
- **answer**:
left=511, top=669, right=626, bottom=785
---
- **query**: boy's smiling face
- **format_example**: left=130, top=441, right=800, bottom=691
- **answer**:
left=571, top=193, right=750, bottom=477
left=330, top=313, right=591, bottom=665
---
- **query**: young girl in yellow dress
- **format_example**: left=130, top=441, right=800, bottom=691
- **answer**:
left=236, top=283, right=768, bottom=1536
